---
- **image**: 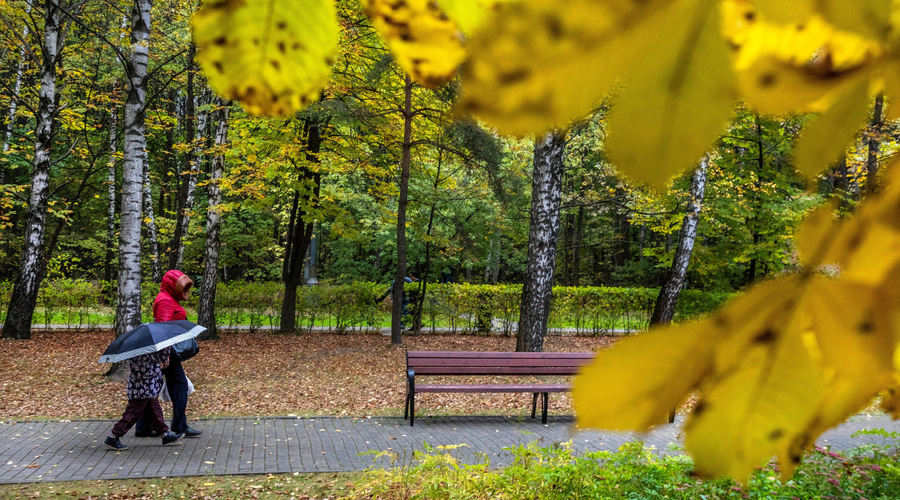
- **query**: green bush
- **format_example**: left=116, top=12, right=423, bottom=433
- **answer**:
left=1, top=279, right=735, bottom=333
left=352, top=439, right=900, bottom=499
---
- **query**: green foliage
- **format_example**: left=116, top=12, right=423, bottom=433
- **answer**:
left=352, top=440, right=900, bottom=499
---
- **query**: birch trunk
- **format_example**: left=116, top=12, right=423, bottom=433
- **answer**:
left=649, top=155, right=709, bottom=326
left=2, top=0, right=64, bottom=340
left=142, top=157, right=162, bottom=282
left=516, top=130, right=566, bottom=352
left=0, top=0, right=32, bottom=184
left=197, top=102, right=228, bottom=340
left=116, top=0, right=152, bottom=339
left=391, top=75, right=413, bottom=345
left=105, top=87, right=118, bottom=282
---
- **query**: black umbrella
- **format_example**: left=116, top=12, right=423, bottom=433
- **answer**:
left=98, top=320, right=206, bottom=363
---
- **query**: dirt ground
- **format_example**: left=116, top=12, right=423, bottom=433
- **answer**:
left=0, top=330, right=632, bottom=420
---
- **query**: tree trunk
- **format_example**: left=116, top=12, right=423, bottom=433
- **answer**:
left=116, top=0, right=152, bottom=339
left=169, top=48, right=198, bottom=270
left=391, top=75, right=414, bottom=345
left=197, top=101, right=228, bottom=340
left=105, top=86, right=118, bottom=282
left=0, top=0, right=31, bottom=184
left=649, top=155, right=709, bottom=326
left=516, top=130, right=566, bottom=352
left=866, top=93, right=884, bottom=196
left=171, top=90, right=206, bottom=271
left=142, top=158, right=162, bottom=282
left=572, top=205, right=584, bottom=286
left=2, top=0, right=64, bottom=340
left=279, top=121, right=322, bottom=332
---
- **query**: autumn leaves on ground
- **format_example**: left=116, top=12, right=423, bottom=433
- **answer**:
left=0, top=331, right=617, bottom=420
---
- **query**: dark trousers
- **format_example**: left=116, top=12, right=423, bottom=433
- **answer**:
left=136, top=357, right=189, bottom=434
left=111, top=398, right=168, bottom=438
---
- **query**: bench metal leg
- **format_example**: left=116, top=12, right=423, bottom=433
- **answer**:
left=668, top=408, right=676, bottom=423
left=541, top=393, right=549, bottom=424
left=410, top=393, right=415, bottom=427
left=404, top=392, right=410, bottom=420
left=531, top=393, right=539, bottom=419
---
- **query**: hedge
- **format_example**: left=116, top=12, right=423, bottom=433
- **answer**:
left=0, top=280, right=735, bottom=334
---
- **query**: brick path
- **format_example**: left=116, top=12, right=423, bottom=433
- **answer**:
left=1, top=413, right=898, bottom=484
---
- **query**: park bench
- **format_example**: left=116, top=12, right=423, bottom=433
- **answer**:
left=404, top=350, right=595, bottom=426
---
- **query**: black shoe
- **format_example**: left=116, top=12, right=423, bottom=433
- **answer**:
left=104, top=436, right=127, bottom=451
left=134, top=430, right=158, bottom=438
left=161, top=431, right=184, bottom=445
left=181, top=427, right=202, bottom=438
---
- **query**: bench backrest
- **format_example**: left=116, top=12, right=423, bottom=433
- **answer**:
left=406, top=351, right=595, bottom=376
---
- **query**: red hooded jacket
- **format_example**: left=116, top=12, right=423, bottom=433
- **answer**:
left=153, top=270, right=193, bottom=322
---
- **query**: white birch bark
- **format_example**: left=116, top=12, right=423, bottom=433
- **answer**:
left=516, top=130, right=566, bottom=352
left=197, top=102, right=228, bottom=339
left=105, top=89, right=118, bottom=282
left=2, top=0, right=64, bottom=340
left=116, top=0, right=152, bottom=338
left=142, top=157, right=162, bottom=282
left=0, top=0, right=33, bottom=185
left=649, top=155, right=709, bottom=326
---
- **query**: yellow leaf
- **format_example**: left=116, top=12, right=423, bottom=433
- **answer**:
left=458, top=0, right=655, bottom=136
left=439, top=0, right=497, bottom=35
left=818, top=0, right=892, bottom=41
left=573, top=322, right=715, bottom=431
left=736, top=57, right=862, bottom=115
left=363, top=0, right=465, bottom=88
left=192, top=0, right=339, bottom=116
left=606, top=0, right=735, bottom=188
left=882, top=385, right=900, bottom=417
left=752, top=0, right=815, bottom=24
left=794, top=75, right=870, bottom=179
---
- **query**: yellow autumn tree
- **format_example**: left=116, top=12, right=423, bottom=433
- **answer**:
left=192, top=0, right=900, bottom=481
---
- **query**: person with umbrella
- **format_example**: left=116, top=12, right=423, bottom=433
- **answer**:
left=99, top=320, right=205, bottom=449
left=134, top=270, right=202, bottom=438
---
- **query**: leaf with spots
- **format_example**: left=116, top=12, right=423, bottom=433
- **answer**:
left=192, top=0, right=339, bottom=116
left=458, top=0, right=659, bottom=136
left=605, top=0, right=735, bottom=188
left=363, top=0, right=467, bottom=88
left=753, top=0, right=815, bottom=24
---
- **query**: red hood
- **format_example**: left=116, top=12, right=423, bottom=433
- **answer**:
left=160, top=269, right=192, bottom=302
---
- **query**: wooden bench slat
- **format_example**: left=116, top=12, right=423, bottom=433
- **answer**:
left=409, top=358, right=591, bottom=368
left=416, top=384, right=570, bottom=393
left=412, top=367, right=584, bottom=375
left=408, top=351, right=594, bottom=359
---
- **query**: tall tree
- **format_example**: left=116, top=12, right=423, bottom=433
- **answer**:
left=197, top=100, right=228, bottom=340
left=649, top=155, right=709, bottom=326
left=142, top=157, right=162, bottom=282
left=516, top=130, right=566, bottom=352
left=116, top=0, right=152, bottom=338
left=1, top=0, right=31, bottom=182
left=2, top=0, right=67, bottom=340
left=866, top=93, right=884, bottom=196
left=169, top=54, right=202, bottom=271
left=390, top=74, right=413, bottom=345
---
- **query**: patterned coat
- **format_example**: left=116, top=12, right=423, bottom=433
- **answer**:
left=126, top=347, right=171, bottom=400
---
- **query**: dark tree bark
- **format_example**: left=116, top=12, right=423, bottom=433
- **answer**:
left=197, top=101, right=228, bottom=340
left=169, top=47, right=199, bottom=270
left=279, top=120, right=322, bottom=332
left=572, top=205, right=584, bottom=286
left=142, top=158, right=162, bottom=283
left=2, top=0, right=65, bottom=340
left=649, top=155, right=709, bottom=326
left=116, top=0, right=153, bottom=339
left=866, top=93, right=884, bottom=196
left=516, top=130, right=566, bottom=352
left=390, top=75, right=413, bottom=345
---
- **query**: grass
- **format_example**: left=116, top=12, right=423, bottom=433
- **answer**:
left=0, top=472, right=363, bottom=499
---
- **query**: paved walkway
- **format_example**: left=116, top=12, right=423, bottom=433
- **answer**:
left=1, top=414, right=898, bottom=484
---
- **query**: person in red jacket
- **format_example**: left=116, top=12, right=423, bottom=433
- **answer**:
left=134, top=269, right=202, bottom=438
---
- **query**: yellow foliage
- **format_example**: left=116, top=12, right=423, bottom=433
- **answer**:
left=192, top=0, right=339, bottom=116
left=363, top=0, right=466, bottom=88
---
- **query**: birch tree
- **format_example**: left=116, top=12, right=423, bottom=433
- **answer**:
left=116, top=0, right=152, bottom=338
left=649, top=155, right=709, bottom=326
left=142, top=157, right=161, bottom=282
left=516, top=130, right=566, bottom=352
left=1, top=0, right=32, bottom=184
left=197, top=101, right=228, bottom=340
left=2, top=0, right=66, bottom=340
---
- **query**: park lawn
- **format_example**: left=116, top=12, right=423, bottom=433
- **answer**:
left=0, top=330, right=626, bottom=421
left=0, top=472, right=360, bottom=499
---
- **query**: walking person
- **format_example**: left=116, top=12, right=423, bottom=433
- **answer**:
left=104, top=347, right=184, bottom=450
left=134, top=270, right=202, bottom=438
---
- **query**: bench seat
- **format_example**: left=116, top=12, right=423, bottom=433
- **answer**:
left=405, top=350, right=594, bottom=426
